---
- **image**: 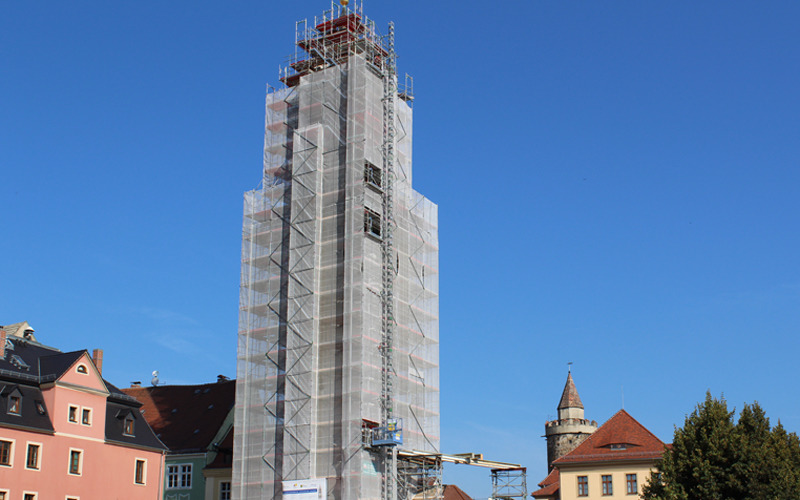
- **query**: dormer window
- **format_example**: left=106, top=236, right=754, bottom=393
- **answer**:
left=124, top=417, right=135, bottom=436
left=76, top=364, right=88, bottom=374
left=35, top=401, right=46, bottom=416
left=3, top=386, right=23, bottom=416
left=116, top=408, right=137, bottom=436
left=608, top=443, right=629, bottom=450
left=8, top=396, right=21, bottom=415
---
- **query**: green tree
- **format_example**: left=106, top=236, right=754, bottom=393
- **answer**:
left=643, top=393, right=800, bottom=500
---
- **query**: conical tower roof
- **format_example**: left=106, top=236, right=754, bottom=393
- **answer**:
left=557, top=372, right=583, bottom=410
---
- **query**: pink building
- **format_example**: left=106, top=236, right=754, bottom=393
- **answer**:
left=0, top=322, right=166, bottom=500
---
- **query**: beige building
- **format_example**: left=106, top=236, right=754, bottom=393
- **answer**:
left=533, top=376, right=666, bottom=500
left=551, top=409, right=665, bottom=499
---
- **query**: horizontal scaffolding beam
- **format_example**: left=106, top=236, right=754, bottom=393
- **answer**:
left=398, top=450, right=522, bottom=470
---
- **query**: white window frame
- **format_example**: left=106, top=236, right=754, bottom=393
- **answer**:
left=0, top=437, right=15, bottom=468
left=166, top=463, right=193, bottom=489
left=68, top=405, right=79, bottom=424
left=219, top=481, right=232, bottom=500
left=76, top=364, right=88, bottom=374
left=68, top=405, right=93, bottom=427
left=23, top=493, right=38, bottom=500
left=0, top=488, right=9, bottom=500
left=66, top=496, right=80, bottom=500
left=25, top=441, right=42, bottom=471
left=180, top=463, right=193, bottom=488
left=166, top=464, right=179, bottom=488
left=67, top=448, right=83, bottom=476
left=134, top=458, right=147, bottom=485
left=81, top=407, right=92, bottom=426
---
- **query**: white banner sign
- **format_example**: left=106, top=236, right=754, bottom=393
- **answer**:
left=282, top=478, right=327, bottom=500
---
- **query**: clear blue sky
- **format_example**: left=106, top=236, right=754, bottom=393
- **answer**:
left=2, top=1, right=799, bottom=498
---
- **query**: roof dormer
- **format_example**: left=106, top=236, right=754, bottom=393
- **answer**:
left=2, top=385, right=23, bottom=416
left=0, top=321, right=38, bottom=342
left=46, top=351, right=109, bottom=395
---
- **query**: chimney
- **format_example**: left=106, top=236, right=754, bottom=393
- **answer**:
left=0, top=330, right=6, bottom=358
left=92, top=349, right=104, bottom=375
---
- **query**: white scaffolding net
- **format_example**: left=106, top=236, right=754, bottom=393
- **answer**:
left=233, top=8, right=439, bottom=499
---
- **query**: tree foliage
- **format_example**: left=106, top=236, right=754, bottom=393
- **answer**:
left=643, top=392, right=800, bottom=500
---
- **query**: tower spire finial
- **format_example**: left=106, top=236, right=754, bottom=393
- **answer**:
left=568, top=361, right=572, bottom=374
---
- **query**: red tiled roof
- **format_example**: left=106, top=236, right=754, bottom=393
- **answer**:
left=206, top=426, right=233, bottom=469
left=553, top=409, right=666, bottom=465
left=121, top=379, right=235, bottom=453
left=443, top=484, right=473, bottom=500
left=531, top=468, right=560, bottom=498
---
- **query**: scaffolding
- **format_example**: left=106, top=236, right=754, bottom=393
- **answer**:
left=491, top=468, right=528, bottom=500
left=233, top=3, right=440, bottom=499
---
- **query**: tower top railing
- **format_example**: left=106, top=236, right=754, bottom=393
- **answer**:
left=280, top=2, right=388, bottom=87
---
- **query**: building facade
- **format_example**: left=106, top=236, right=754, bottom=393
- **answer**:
left=0, top=322, right=166, bottom=500
left=550, top=410, right=665, bottom=500
left=122, top=378, right=235, bottom=500
left=233, top=4, right=439, bottom=500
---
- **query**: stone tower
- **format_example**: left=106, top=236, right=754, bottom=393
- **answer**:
left=544, top=371, right=597, bottom=469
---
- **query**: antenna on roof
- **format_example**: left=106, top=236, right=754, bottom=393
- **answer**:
left=151, top=370, right=160, bottom=387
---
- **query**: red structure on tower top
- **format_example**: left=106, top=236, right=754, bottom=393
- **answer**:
left=280, top=6, right=388, bottom=88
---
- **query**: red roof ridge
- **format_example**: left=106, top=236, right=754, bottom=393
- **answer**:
left=613, top=409, right=665, bottom=445
left=443, top=484, right=473, bottom=500
left=553, top=408, right=665, bottom=465
left=121, top=380, right=236, bottom=453
left=531, top=469, right=560, bottom=498
left=539, top=468, right=559, bottom=487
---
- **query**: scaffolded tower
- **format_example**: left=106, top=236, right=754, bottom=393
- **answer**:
left=233, top=3, right=440, bottom=499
